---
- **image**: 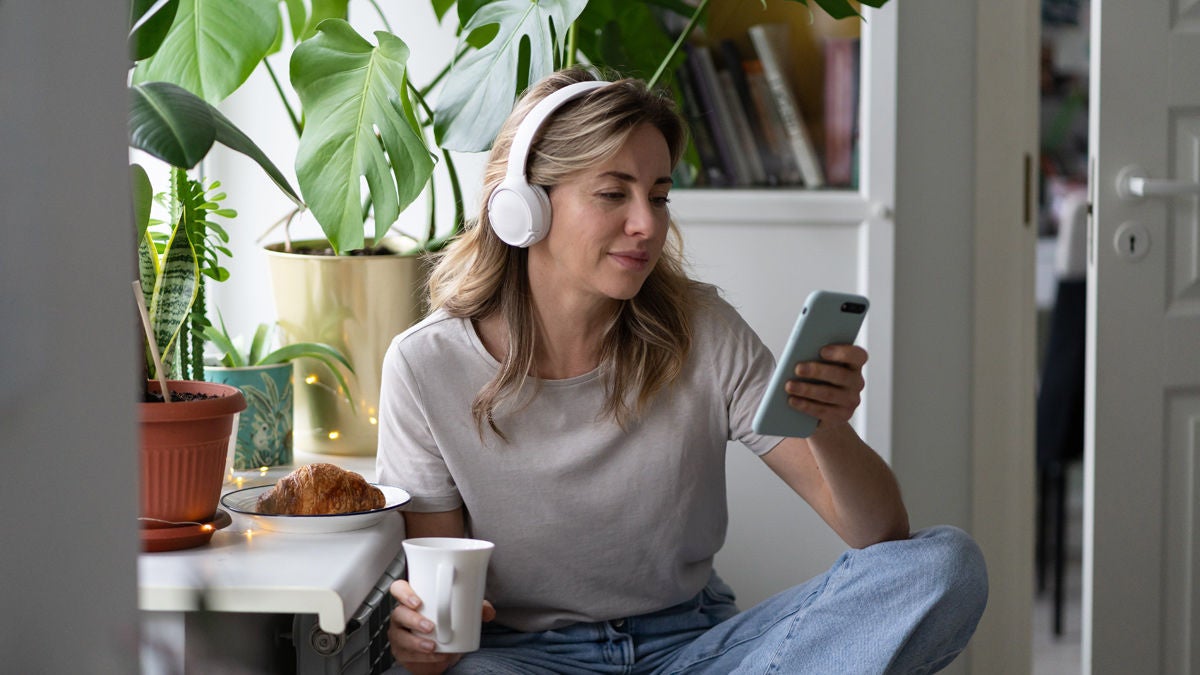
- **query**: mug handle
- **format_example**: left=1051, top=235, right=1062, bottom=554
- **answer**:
left=435, top=562, right=455, bottom=644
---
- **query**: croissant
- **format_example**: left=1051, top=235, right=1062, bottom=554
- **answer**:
left=256, top=463, right=386, bottom=515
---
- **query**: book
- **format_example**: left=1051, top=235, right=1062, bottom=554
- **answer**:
left=743, top=59, right=803, bottom=186
left=719, top=40, right=780, bottom=186
left=685, top=43, right=752, bottom=186
left=675, top=65, right=730, bottom=187
left=748, top=23, right=825, bottom=188
left=822, top=36, right=861, bottom=188
left=718, top=70, right=768, bottom=185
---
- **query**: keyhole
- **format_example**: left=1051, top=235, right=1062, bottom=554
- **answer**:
left=1114, top=222, right=1150, bottom=261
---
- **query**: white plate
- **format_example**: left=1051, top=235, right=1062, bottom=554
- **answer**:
left=220, top=484, right=411, bottom=533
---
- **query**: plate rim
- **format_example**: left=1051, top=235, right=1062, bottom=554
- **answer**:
left=220, top=483, right=411, bottom=519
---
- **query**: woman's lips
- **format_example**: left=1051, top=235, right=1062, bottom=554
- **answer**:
left=609, top=251, right=650, bottom=270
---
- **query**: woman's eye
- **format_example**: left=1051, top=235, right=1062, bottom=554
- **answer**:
left=651, top=195, right=671, bottom=207
left=599, top=192, right=625, bottom=201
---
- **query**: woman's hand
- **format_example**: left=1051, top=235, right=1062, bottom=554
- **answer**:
left=387, top=579, right=497, bottom=674
left=784, top=344, right=868, bottom=431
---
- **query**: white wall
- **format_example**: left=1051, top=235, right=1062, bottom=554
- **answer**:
left=0, top=3, right=140, bottom=672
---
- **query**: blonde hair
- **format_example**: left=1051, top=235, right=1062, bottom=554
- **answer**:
left=427, top=67, right=698, bottom=438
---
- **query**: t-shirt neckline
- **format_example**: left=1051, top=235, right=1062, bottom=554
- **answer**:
left=459, top=315, right=601, bottom=386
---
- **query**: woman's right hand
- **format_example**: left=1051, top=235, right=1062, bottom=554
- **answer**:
left=387, top=579, right=496, bottom=674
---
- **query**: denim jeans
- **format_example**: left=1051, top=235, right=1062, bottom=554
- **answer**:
left=402, top=526, right=987, bottom=674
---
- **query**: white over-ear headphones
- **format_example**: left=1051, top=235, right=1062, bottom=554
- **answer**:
left=487, top=80, right=609, bottom=247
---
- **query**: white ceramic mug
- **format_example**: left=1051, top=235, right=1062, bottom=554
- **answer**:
left=402, top=537, right=495, bottom=653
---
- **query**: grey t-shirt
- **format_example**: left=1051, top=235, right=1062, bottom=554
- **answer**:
left=376, top=284, right=784, bottom=632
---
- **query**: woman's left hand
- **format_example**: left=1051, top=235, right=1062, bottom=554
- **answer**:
left=784, top=344, right=868, bottom=430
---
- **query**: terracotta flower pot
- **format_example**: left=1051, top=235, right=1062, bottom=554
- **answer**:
left=139, top=380, right=247, bottom=527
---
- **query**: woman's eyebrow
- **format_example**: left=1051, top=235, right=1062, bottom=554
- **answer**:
left=598, top=170, right=674, bottom=186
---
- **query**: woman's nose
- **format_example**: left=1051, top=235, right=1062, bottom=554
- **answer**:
left=626, top=198, right=664, bottom=238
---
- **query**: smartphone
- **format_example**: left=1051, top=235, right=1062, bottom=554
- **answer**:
left=751, top=290, right=869, bottom=438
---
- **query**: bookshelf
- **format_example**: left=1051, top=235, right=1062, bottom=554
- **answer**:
left=671, top=0, right=879, bottom=194
left=669, top=1, right=896, bottom=446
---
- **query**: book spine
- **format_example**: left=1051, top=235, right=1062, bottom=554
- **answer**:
left=744, top=60, right=803, bottom=186
left=718, top=70, right=768, bottom=185
left=676, top=65, right=730, bottom=187
left=748, top=24, right=825, bottom=189
left=822, top=36, right=860, bottom=187
left=687, top=44, right=752, bottom=186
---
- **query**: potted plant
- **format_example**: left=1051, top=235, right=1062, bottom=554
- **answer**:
left=128, top=0, right=881, bottom=457
left=202, top=314, right=354, bottom=475
left=130, top=159, right=249, bottom=548
left=128, top=3, right=307, bottom=548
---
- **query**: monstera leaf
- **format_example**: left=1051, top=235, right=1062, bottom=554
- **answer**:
left=291, top=20, right=435, bottom=254
left=129, top=0, right=180, bottom=61
left=132, top=0, right=279, bottom=104
left=434, top=0, right=589, bottom=152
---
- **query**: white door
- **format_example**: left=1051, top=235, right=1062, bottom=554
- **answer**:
left=1086, top=2, right=1200, bottom=673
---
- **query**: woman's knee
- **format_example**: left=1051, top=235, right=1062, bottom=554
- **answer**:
left=909, top=525, right=989, bottom=621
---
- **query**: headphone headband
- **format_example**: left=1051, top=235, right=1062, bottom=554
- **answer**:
left=504, top=80, right=609, bottom=181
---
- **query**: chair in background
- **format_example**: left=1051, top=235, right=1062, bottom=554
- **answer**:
left=1035, top=190, right=1087, bottom=637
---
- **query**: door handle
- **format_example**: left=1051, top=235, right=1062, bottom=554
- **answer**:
left=1117, top=165, right=1200, bottom=200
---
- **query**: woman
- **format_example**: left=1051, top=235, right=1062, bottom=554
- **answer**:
left=378, top=67, right=986, bottom=674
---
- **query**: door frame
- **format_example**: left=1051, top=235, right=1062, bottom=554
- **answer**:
left=969, top=0, right=1040, bottom=671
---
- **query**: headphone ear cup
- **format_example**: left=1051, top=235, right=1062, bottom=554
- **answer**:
left=488, top=179, right=552, bottom=247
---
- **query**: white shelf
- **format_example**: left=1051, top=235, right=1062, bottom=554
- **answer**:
left=670, top=188, right=881, bottom=226
left=139, top=496, right=403, bottom=634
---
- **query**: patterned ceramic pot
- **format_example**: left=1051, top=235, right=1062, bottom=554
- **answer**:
left=205, top=362, right=294, bottom=470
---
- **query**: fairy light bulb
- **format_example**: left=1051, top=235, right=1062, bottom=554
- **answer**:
left=305, top=374, right=318, bottom=385
left=328, top=431, right=340, bottom=440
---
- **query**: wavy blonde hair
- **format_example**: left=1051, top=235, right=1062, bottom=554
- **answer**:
left=427, top=67, right=698, bottom=438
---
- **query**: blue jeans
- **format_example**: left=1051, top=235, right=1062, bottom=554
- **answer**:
left=410, top=526, right=987, bottom=674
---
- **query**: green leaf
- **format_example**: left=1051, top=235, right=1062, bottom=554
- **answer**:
left=262, top=343, right=356, bottom=412
left=290, top=20, right=435, bottom=253
left=129, top=0, right=180, bottom=62
left=131, top=164, right=154, bottom=242
left=301, top=0, right=350, bottom=41
left=281, top=0, right=307, bottom=46
left=131, top=0, right=279, bottom=104
left=138, top=235, right=159, bottom=320
left=260, top=342, right=350, bottom=370
left=574, top=0, right=683, bottom=80
left=209, top=105, right=304, bottom=205
left=431, top=0, right=456, bottom=22
left=201, top=323, right=244, bottom=367
left=248, top=323, right=270, bottom=365
left=434, top=0, right=589, bottom=152
left=129, top=82, right=216, bottom=169
left=795, top=0, right=862, bottom=20
left=148, top=214, right=199, bottom=375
